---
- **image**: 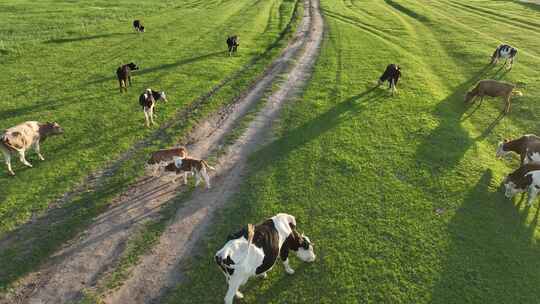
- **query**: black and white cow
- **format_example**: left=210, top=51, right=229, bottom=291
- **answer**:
left=491, top=44, right=517, bottom=69
left=139, top=89, right=167, bottom=127
left=377, top=64, right=401, bottom=95
left=226, top=36, right=239, bottom=56
left=133, top=20, right=145, bottom=32
left=215, top=213, right=316, bottom=304
left=496, top=134, right=540, bottom=165
left=503, top=163, right=540, bottom=205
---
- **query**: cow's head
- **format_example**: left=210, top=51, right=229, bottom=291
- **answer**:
left=44, top=122, right=64, bottom=135
left=464, top=91, right=476, bottom=104
left=502, top=173, right=527, bottom=199
left=287, top=228, right=316, bottom=262
left=158, top=91, right=168, bottom=102
left=496, top=139, right=510, bottom=159
left=127, top=62, right=139, bottom=71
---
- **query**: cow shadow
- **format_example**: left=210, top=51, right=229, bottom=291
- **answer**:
left=44, top=32, right=133, bottom=44
left=383, top=0, right=430, bottom=23
left=414, top=64, right=492, bottom=173
left=431, top=169, right=540, bottom=303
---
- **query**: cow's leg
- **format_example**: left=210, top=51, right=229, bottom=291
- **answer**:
left=280, top=244, right=294, bottom=274
left=200, top=167, right=211, bottom=189
left=19, top=151, right=32, bottom=167
left=390, top=79, right=396, bottom=95
left=34, top=141, right=45, bottom=161
left=150, top=107, right=156, bottom=125
left=195, top=170, right=201, bottom=187
left=144, top=109, right=150, bottom=127
left=119, top=80, right=124, bottom=93
left=283, top=259, right=295, bottom=275
left=504, top=95, right=511, bottom=113
left=224, top=275, right=243, bottom=304
left=128, top=75, right=132, bottom=87
left=3, top=151, right=14, bottom=176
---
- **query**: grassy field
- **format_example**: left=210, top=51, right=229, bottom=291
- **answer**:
left=166, top=0, right=540, bottom=303
left=0, top=0, right=300, bottom=290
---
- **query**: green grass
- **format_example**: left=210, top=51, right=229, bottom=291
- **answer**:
left=0, top=0, right=300, bottom=290
left=165, top=0, right=540, bottom=303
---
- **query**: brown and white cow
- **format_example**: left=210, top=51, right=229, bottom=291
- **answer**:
left=502, top=163, right=540, bottom=206
left=496, top=134, right=540, bottom=165
left=215, top=213, right=316, bottom=304
left=156, top=156, right=215, bottom=188
left=0, top=121, right=64, bottom=175
left=146, top=147, right=188, bottom=176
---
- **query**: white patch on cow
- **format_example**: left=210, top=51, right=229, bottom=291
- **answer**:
left=524, top=152, right=540, bottom=164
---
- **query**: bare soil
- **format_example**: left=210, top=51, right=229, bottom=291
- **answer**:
left=2, top=0, right=323, bottom=303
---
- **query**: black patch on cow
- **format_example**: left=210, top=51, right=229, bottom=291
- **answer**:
left=379, top=64, right=401, bottom=88
left=215, top=255, right=235, bottom=276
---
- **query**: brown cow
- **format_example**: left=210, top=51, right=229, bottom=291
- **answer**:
left=464, top=79, right=523, bottom=113
left=146, top=147, right=188, bottom=176
left=496, top=134, right=540, bottom=165
left=1, top=121, right=64, bottom=175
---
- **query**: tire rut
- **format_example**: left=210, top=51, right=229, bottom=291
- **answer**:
left=102, top=0, right=323, bottom=303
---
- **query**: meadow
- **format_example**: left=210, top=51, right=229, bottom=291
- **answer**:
left=166, top=0, right=540, bottom=303
left=0, top=0, right=299, bottom=289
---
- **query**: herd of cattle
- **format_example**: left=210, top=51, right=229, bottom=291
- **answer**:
left=0, top=17, right=534, bottom=303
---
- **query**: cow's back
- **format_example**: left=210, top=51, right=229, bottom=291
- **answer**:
left=2, top=121, right=39, bottom=150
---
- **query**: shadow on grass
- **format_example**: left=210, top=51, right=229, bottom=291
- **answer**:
left=86, top=51, right=227, bottom=85
left=383, top=0, right=430, bottom=23
left=248, top=87, right=383, bottom=170
left=431, top=169, right=540, bottom=303
left=45, top=32, right=133, bottom=44
left=415, top=64, right=492, bottom=172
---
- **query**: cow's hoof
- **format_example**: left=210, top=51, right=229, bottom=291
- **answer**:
left=285, top=268, right=295, bottom=275
left=235, top=291, right=244, bottom=299
left=259, top=273, right=268, bottom=279
left=8, top=171, right=15, bottom=176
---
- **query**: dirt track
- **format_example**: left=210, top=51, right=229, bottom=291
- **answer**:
left=2, top=0, right=323, bottom=303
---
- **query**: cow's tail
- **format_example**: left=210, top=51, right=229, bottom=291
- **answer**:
left=201, top=160, right=216, bottom=171
left=230, top=224, right=255, bottom=269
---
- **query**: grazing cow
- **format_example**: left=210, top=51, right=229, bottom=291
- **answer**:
left=158, top=156, right=215, bottom=188
left=0, top=121, right=64, bottom=176
left=377, top=64, right=401, bottom=95
left=464, top=79, right=522, bottom=113
left=139, top=89, right=167, bottom=127
left=133, top=20, right=145, bottom=32
left=116, top=62, right=139, bottom=93
left=215, top=213, right=316, bottom=304
left=226, top=36, right=239, bottom=56
left=146, top=147, right=188, bottom=176
left=496, top=134, right=540, bottom=165
left=491, top=44, right=517, bottom=69
left=502, top=163, right=540, bottom=205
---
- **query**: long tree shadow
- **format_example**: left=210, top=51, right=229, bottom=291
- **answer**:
left=432, top=169, right=540, bottom=303
left=44, top=32, right=133, bottom=44
left=249, top=87, right=383, bottom=171
left=415, top=64, right=492, bottom=173
left=383, top=0, right=430, bottom=23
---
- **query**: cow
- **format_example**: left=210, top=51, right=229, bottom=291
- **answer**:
left=226, top=36, right=239, bottom=56
left=158, top=156, right=215, bottom=188
left=116, top=62, right=139, bottom=93
left=491, top=44, right=517, bottom=69
left=146, top=147, right=188, bottom=176
left=0, top=121, right=64, bottom=176
left=133, top=20, right=145, bottom=32
left=139, top=89, right=167, bottom=127
left=464, top=79, right=522, bottom=113
left=215, top=213, right=316, bottom=304
left=496, top=134, right=540, bottom=165
left=377, top=64, right=401, bottom=95
left=502, top=163, right=540, bottom=206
